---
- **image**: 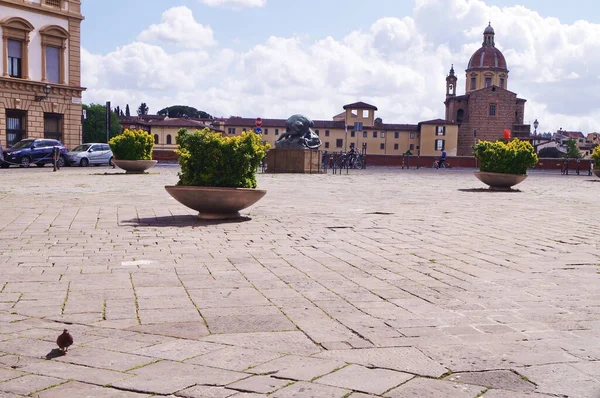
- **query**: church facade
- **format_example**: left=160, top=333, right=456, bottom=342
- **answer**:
left=445, top=24, right=530, bottom=156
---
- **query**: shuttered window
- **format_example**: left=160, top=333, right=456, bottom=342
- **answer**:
left=46, top=46, right=60, bottom=83
left=44, top=113, right=63, bottom=141
left=8, top=40, right=22, bottom=78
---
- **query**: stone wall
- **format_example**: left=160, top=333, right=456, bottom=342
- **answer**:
left=0, top=79, right=83, bottom=149
left=457, top=88, right=524, bottom=155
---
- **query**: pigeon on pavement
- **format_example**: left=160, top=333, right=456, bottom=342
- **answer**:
left=56, top=329, right=73, bottom=354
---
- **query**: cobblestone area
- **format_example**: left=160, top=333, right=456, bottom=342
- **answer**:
left=0, top=165, right=599, bottom=397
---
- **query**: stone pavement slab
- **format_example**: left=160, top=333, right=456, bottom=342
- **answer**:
left=202, top=331, right=321, bottom=356
left=247, top=354, right=346, bottom=381
left=270, top=381, right=349, bottom=397
left=185, top=346, right=283, bottom=371
left=384, top=377, right=486, bottom=397
left=18, top=359, right=130, bottom=385
left=315, top=364, right=413, bottom=395
left=444, top=370, right=535, bottom=392
left=36, top=380, right=152, bottom=397
left=1, top=167, right=599, bottom=397
left=314, top=347, right=448, bottom=377
left=0, top=374, right=64, bottom=396
left=226, top=375, right=291, bottom=394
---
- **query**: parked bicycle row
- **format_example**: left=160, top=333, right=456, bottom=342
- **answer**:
left=321, top=150, right=366, bottom=170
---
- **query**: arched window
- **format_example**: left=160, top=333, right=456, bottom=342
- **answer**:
left=166, top=134, right=172, bottom=145
left=1, top=17, right=35, bottom=80
left=457, top=109, right=464, bottom=124
left=39, top=25, right=69, bottom=84
left=154, top=134, right=159, bottom=144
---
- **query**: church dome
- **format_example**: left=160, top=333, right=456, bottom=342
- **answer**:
left=467, top=24, right=508, bottom=71
left=467, top=46, right=507, bottom=70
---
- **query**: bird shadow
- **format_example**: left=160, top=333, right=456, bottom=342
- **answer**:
left=458, top=188, right=522, bottom=193
left=45, top=349, right=65, bottom=360
left=121, top=215, right=252, bottom=227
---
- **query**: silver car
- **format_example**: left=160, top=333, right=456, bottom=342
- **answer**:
left=67, top=143, right=114, bottom=167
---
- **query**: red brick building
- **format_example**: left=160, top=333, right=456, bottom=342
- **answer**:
left=444, top=24, right=530, bottom=155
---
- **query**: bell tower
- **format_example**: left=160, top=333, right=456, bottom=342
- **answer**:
left=446, top=64, right=457, bottom=97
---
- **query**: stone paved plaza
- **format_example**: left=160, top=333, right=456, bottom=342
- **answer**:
left=0, top=165, right=599, bottom=397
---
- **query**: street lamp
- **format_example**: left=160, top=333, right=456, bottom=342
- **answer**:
left=533, top=119, right=539, bottom=135
left=35, top=84, right=51, bottom=102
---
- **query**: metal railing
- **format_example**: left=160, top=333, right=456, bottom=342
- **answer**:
left=44, top=0, right=62, bottom=7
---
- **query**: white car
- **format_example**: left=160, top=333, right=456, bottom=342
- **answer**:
left=67, top=143, right=114, bottom=167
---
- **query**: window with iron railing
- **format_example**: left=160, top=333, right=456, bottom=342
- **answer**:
left=6, top=110, right=26, bottom=147
left=44, top=113, right=63, bottom=142
left=44, top=0, right=62, bottom=8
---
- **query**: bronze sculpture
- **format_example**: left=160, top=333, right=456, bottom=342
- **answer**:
left=275, top=114, right=322, bottom=150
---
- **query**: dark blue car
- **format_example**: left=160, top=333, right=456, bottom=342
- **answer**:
left=1, top=139, right=68, bottom=168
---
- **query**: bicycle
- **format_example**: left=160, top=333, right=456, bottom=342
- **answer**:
left=433, top=159, right=450, bottom=169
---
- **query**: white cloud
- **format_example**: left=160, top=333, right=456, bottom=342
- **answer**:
left=83, top=1, right=600, bottom=134
left=199, top=0, right=266, bottom=10
left=138, top=6, right=216, bottom=49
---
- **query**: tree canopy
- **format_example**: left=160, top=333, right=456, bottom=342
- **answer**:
left=158, top=105, right=213, bottom=119
left=137, top=102, right=149, bottom=116
left=82, top=104, right=122, bottom=144
left=565, top=139, right=582, bottom=159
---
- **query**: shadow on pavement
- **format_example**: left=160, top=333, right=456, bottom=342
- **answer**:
left=458, top=188, right=522, bottom=193
left=121, top=215, right=252, bottom=227
left=45, top=349, right=65, bottom=360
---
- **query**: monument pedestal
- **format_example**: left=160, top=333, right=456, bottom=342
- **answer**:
left=266, top=149, right=322, bottom=173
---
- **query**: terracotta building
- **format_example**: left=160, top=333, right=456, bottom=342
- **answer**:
left=445, top=24, right=530, bottom=155
left=137, top=101, right=458, bottom=159
left=0, top=0, right=84, bottom=149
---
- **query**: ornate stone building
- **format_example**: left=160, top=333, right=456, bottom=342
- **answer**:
left=445, top=24, right=530, bottom=155
left=0, top=0, right=84, bottom=150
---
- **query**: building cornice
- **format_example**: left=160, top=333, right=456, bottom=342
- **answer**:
left=0, top=77, right=86, bottom=97
left=0, top=0, right=84, bottom=21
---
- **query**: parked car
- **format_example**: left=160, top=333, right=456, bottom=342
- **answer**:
left=0, top=142, right=4, bottom=166
left=67, top=143, right=114, bottom=167
left=1, top=139, right=68, bottom=168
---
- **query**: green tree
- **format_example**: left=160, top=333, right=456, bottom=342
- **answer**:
left=82, top=104, right=122, bottom=143
left=137, top=102, right=149, bottom=116
left=565, top=139, right=582, bottom=159
left=158, top=105, right=213, bottom=119
left=125, top=104, right=131, bottom=117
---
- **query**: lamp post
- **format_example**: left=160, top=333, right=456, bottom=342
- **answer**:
left=35, top=84, right=51, bottom=102
left=533, top=119, right=539, bottom=135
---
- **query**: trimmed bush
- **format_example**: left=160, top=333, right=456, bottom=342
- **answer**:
left=176, top=128, right=270, bottom=188
left=474, top=139, right=538, bottom=175
left=109, top=129, right=154, bottom=160
left=591, top=146, right=600, bottom=169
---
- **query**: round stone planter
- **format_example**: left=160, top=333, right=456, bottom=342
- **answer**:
left=594, top=169, right=600, bottom=178
left=474, top=171, right=527, bottom=190
left=113, top=159, right=157, bottom=174
left=165, top=185, right=267, bottom=220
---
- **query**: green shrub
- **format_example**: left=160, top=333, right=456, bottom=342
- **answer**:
left=109, top=129, right=154, bottom=160
left=591, top=146, right=600, bottom=169
left=176, top=128, right=270, bottom=188
left=474, top=138, right=538, bottom=175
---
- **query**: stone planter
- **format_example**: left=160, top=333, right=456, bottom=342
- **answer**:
left=594, top=169, right=600, bottom=178
left=165, top=185, right=267, bottom=220
left=474, top=171, right=527, bottom=190
left=113, top=159, right=157, bottom=174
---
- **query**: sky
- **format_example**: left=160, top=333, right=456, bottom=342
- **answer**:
left=80, top=0, right=600, bottom=134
